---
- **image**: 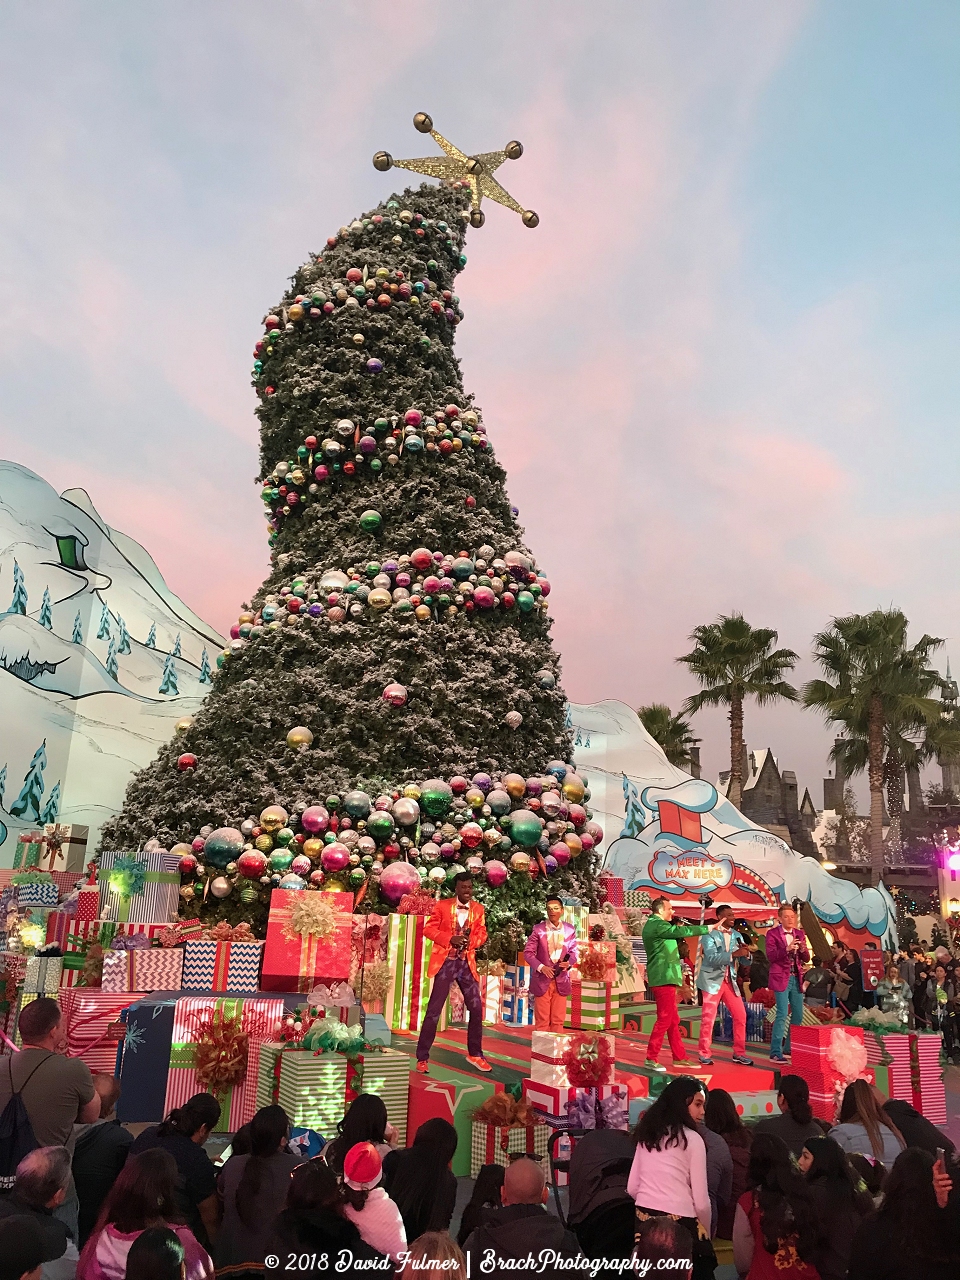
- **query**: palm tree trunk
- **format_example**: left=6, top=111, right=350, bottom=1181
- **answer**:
left=868, top=694, right=886, bottom=886
left=906, top=764, right=924, bottom=816
left=729, top=694, right=744, bottom=809
left=884, top=750, right=903, bottom=863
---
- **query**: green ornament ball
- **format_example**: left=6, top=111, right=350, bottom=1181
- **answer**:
left=239, top=884, right=260, bottom=905
left=366, top=811, right=395, bottom=842
left=269, top=850, right=295, bottom=873
left=359, top=510, right=383, bottom=533
left=349, top=868, right=367, bottom=888
left=275, top=827, right=295, bottom=847
left=420, top=779, right=454, bottom=817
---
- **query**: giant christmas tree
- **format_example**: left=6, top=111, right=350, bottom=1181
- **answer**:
left=102, top=118, right=602, bottom=949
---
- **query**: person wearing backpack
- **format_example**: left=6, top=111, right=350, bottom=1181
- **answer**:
left=0, top=998, right=99, bottom=1242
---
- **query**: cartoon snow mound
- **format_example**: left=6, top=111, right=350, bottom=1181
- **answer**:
left=0, top=461, right=225, bottom=854
left=569, top=698, right=896, bottom=946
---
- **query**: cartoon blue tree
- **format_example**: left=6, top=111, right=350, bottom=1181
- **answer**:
left=7, top=561, right=26, bottom=615
left=38, top=587, right=52, bottom=630
left=106, top=637, right=119, bottom=680
left=117, top=615, right=131, bottom=655
left=9, top=741, right=46, bottom=820
left=0, top=764, right=6, bottom=809
left=621, top=774, right=646, bottom=839
left=146, top=622, right=157, bottom=648
left=199, top=649, right=212, bottom=684
left=159, top=653, right=179, bottom=696
left=97, top=601, right=111, bottom=640
left=72, top=611, right=83, bottom=645
left=38, top=782, right=61, bottom=825
left=173, top=633, right=182, bottom=658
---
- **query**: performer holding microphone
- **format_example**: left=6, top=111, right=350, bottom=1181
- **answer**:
left=696, top=904, right=754, bottom=1066
left=524, top=895, right=579, bottom=1032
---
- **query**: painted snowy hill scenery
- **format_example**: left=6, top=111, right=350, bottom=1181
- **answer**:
left=569, top=699, right=896, bottom=945
left=0, top=461, right=225, bottom=857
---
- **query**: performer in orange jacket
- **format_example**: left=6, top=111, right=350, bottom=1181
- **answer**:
left=416, top=872, right=492, bottom=1074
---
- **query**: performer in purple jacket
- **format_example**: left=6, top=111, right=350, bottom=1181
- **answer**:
left=766, top=901, right=810, bottom=1063
left=524, top=896, right=579, bottom=1031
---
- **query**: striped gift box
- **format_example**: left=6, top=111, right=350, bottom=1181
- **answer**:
left=252, top=1039, right=287, bottom=1111
left=504, top=962, right=531, bottom=990
left=561, top=902, right=590, bottom=944
left=102, top=949, right=184, bottom=994
left=98, top=852, right=181, bottom=924
left=502, top=988, right=534, bottom=1026
left=470, top=1119, right=550, bottom=1176
left=480, top=975, right=503, bottom=1025
left=912, top=1033, right=947, bottom=1123
left=14, top=835, right=44, bottom=870
left=522, top=1080, right=630, bottom=1150
left=789, top=1024, right=864, bottom=1070
left=182, top=940, right=264, bottom=991
left=566, top=981, right=620, bottom=1031
left=530, top=1031, right=617, bottom=1087
left=163, top=996, right=284, bottom=1132
left=60, top=988, right=147, bottom=1072
left=715, top=1002, right=768, bottom=1044
left=274, top=1046, right=410, bottom=1139
left=384, top=913, right=444, bottom=1034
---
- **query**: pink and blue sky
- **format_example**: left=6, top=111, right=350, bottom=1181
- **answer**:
left=1, top=2, right=957, bottom=803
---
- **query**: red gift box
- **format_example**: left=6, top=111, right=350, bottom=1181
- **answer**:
left=60, top=987, right=148, bottom=1073
left=408, top=1070, right=505, bottom=1177
left=598, top=873, right=625, bottom=909
left=76, top=886, right=100, bottom=923
left=261, top=890, right=353, bottom=991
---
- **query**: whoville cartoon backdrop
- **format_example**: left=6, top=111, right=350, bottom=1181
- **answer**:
left=568, top=699, right=897, bottom=948
left=0, top=461, right=225, bottom=857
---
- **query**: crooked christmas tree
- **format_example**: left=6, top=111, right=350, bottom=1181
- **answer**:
left=102, top=116, right=602, bottom=949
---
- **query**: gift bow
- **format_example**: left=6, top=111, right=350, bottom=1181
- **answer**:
left=106, top=856, right=148, bottom=899
left=307, top=982, right=356, bottom=1007
left=202, top=921, right=255, bottom=942
left=110, top=933, right=151, bottom=951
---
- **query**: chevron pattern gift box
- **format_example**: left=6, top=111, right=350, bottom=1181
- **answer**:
left=163, top=995, right=285, bottom=1133
left=182, top=940, right=264, bottom=991
left=15, top=876, right=59, bottom=908
left=102, top=948, right=184, bottom=994
left=261, top=890, right=353, bottom=992
left=566, top=981, right=620, bottom=1031
left=480, top=975, right=503, bottom=1025
left=98, top=851, right=181, bottom=924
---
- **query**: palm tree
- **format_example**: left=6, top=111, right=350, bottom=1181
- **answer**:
left=638, top=704, right=700, bottom=769
left=803, top=609, right=945, bottom=885
left=678, top=614, right=799, bottom=808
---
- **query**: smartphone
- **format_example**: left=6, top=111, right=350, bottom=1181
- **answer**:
left=936, top=1147, right=946, bottom=1165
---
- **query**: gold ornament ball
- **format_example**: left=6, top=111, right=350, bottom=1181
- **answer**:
left=562, top=775, right=586, bottom=803
left=510, top=851, right=531, bottom=872
left=505, top=140, right=524, bottom=160
left=255, top=833, right=274, bottom=853
left=522, top=210, right=540, bottom=229
left=372, top=151, right=393, bottom=172
left=352, top=333, right=365, bottom=346
left=303, top=837, right=325, bottom=860
left=413, top=112, right=433, bottom=134
left=180, top=885, right=195, bottom=901
left=288, top=303, right=304, bottom=322
left=175, top=716, right=195, bottom=733
left=403, top=783, right=422, bottom=801
left=287, top=726, right=314, bottom=749
left=469, top=209, right=485, bottom=229
left=415, top=604, right=431, bottom=621
left=210, top=876, right=233, bottom=899
left=260, top=804, right=289, bottom=832
left=482, top=828, right=501, bottom=848
left=368, top=588, right=392, bottom=612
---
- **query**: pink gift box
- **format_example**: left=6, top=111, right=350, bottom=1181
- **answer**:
left=61, top=988, right=148, bottom=1073
left=102, top=949, right=184, bottom=994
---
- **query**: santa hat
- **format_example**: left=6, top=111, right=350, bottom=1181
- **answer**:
left=343, top=1141, right=383, bottom=1191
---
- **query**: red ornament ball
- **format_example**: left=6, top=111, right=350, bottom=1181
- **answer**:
left=177, top=753, right=197, bottom=772
left=346, top=268, right=363, bottom=283
left=178, top=852, right=198, bottom=876
left=237, top=850, right=268, bottom=879
left=460, top=822, right=484, bottom=850
left=465, top=495, right=476, bottom=509
left=382, top=683, right=408, bottom=708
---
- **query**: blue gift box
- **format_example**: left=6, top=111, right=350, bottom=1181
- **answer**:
left=502, top=990, right=534, bottom=1026
left=117, top=997, right=178, bottom=1123
left=17, top=882, right=58, bottom=908
left=713, top=1001, right=768, bottom=1045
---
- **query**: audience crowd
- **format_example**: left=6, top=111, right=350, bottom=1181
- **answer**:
left=0, top=981, right=958, bottom=1280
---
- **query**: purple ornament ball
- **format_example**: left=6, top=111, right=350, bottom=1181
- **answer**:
left=472, top=772, right=493, bottom=794
left=484, top=859, right=509, bottom=887
left=301, top=805, right=330, bottom=834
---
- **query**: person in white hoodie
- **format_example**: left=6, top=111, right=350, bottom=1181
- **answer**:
left=340, top=1142, right=407, bottom=1263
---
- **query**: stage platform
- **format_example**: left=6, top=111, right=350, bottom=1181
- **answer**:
left=391, top=1015, right=780, bottom=1097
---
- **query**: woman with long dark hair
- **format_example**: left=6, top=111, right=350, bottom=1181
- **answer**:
left=77, top=1149, right=213, bottom=1280
left=733, top=1132, right=820, bottom=1279
left=129, top=1094, right=221, bottom=1247
left=754, top=1076, right=824, bottom=1159
left=832, top=1080, right=904, bottom=1164
left=382, top=1118, right=458, bottom=1242
left=217, top=1105, right=302, bottom=1270
left=848, top=1148, right=960, bottom=1280
left=264, top=1160, right=389, bottom=1268
left=704, top=1088, right=752, bottom=1245
left=456, top=1164, right=504, bottom=1248
left=321, top=1093, right=396, bottom=1175
left=627, top=1076, right=713, bottom=1280
left=124, top=1227, right=186, bottom=1280
left=798, top=1136, right=872, bottom=1280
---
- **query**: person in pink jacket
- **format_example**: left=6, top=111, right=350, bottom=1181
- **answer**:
left=77, top=1149, right=213, bottom=1280
left=766, top=903, right=810, bottom=1064
left=523, top=896, right=579, bottom=1031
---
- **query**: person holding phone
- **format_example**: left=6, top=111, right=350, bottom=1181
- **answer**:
left=524, top=895, right=579, bottom=1031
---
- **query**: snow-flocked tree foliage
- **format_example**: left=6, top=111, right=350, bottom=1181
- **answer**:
left=106, top=637, right=119, bottom=680
left=158, top=653, right=179, bottom=696
left=7, top=561, right=26, bottom=615
left=104, top=181, right=593, bottom=934
left=97, top=602, right=111, bottom=640
left=199, top=649, right=212, bottom=684
left=0, top=765, right=6, bottom=809
left=72, top=612, right=83, bottom=645
left=146, top=623, right=157, bottom=649
left=10, top=741, right=46, bottom=820
left=39, top=781, right=61, bottom=825
left=38, top=588, right=52, bottom=630
left=117, top=616, right=131, bottom=655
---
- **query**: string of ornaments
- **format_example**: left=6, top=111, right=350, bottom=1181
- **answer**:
left=170, top=762, right=602, bottom=908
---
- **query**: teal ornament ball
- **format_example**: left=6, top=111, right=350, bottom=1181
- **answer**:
left=343, top=790, right=372, bottom=820
left=420, top=779, right=453, bottom=817
left=486, top=789, right=511, bottom=817
left=269, top=850, right=295, bottom=873
left=279, top=873, right=306, bottom=890
left=509, top=809, right=543, bottom=849
left=201, top=827, right=245, bottom=868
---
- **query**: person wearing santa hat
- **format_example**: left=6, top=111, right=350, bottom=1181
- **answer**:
left=340, top=1141, right=407, bottom=1263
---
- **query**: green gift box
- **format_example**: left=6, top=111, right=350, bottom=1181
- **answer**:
left=566, top=981, right=621, bottom=1031
left=470, top=1119, right=550, bottom=1177
left=14, top=836, right=44, bottom=871
left=384, top=913, right=445, bottom=1034
left=273, top=1046, right=410, bottom=1142
left=409, top=1062, right=505, bottom=1177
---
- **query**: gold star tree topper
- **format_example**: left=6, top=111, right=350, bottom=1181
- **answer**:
left=373, top=112, right=538, bottom=229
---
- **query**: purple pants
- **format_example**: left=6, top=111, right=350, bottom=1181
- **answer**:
left=416, top=954, right=484, bottom=1061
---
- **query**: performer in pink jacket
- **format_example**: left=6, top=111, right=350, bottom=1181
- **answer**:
left=523, top=896, right=579, bottom=1031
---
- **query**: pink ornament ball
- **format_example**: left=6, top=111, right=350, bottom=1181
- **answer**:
left=580, top=833, right=595, bottom=852
left=549, top=842, right=571, bottom=867
left=382, top=683, right=408, bottom=707
left=568, top=804, right=587, bottom=827
left=586, top=821, right=604, bottom=846
left=484, top=859, right=509, bottom=888
left=291, top=855, right=312, bottom=876
left=473, top=586, right=495, bottom=609
left=309, top=869, right=325, bottom=886
left=191, top=837, right=206, bottom=854
left=380, top=860, right=421, bottom=903
left=321, top=843, right=351, bottom=872
left=301, top=805, right=330, bottom=834
left=404, top=409, right=423, bottom=427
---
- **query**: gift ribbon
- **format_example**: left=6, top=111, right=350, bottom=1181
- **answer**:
left=98, top=868, right=179, bottom=922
